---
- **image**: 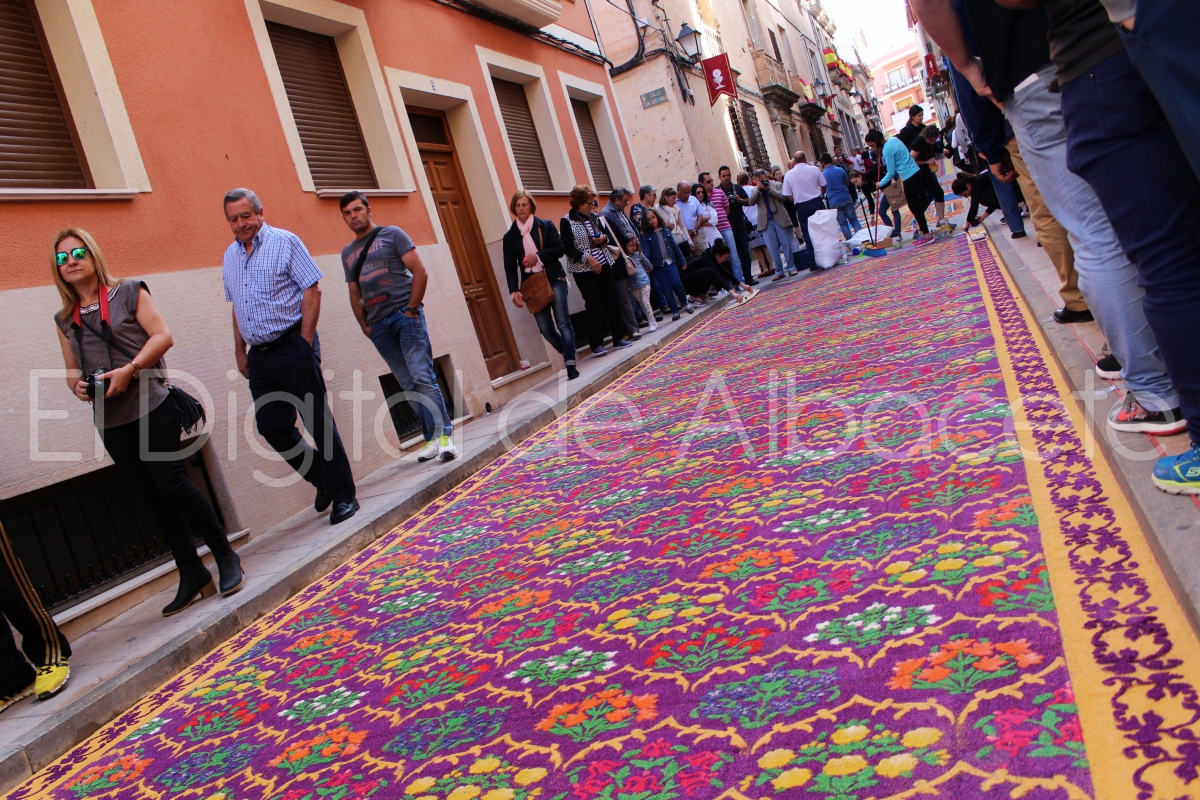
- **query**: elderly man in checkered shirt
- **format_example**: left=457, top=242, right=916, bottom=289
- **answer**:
left=222, top=188, right=358, bottom=526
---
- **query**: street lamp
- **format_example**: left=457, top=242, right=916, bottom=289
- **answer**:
left=813, top=78, right=826, bottom=97
left=675, top=22, right=702, bottom=60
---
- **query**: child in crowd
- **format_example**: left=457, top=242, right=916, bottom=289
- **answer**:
left=623, top=237, right=658, bottom=333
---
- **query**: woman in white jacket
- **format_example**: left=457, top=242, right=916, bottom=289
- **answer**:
left=690, top=184, right=720, bottom=252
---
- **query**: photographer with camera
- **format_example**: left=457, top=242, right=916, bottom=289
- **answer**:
left=52, top=229, right=243, bottom=617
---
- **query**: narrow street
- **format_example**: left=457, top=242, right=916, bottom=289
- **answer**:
left=13, top=234, right=1200, bottom=800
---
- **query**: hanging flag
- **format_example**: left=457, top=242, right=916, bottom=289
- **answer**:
left=701, top=54, right=737, bottom=106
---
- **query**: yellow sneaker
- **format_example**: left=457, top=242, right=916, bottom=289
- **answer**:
left=0, top=681, right=33, bottom=714
left=34, top=662, right=69, bottom=700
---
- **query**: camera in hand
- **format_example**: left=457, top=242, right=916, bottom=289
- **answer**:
left=85, top=368, right=107, bottom=399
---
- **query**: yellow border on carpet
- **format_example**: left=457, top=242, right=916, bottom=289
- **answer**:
left=971, top=233, right=1200, bottom=800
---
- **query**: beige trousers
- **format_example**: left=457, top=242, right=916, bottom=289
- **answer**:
left=1004, top=138, right=1087, bottom=311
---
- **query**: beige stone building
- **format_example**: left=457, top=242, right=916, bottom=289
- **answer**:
left=590, top=0, right=873, bottom=189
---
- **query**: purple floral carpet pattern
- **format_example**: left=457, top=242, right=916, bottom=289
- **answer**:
left=14, top=236, right=1200, bottom=800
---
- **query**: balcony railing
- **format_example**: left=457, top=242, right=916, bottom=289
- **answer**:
left=882, top=73, right=922, bottom=94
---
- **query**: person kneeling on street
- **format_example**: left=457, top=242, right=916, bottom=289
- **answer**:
left=680, top=241, right=755, bottom=306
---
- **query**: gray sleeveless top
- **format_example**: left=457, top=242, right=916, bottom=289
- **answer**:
left=54, top=280, right=169, bottom=429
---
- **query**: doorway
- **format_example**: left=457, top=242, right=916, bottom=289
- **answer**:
left=408, top=108, right=518, bottom=380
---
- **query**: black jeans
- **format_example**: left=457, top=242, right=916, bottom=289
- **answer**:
left=0, top=523, right=70, bottom=689
left=921, top=166, right=944, bottom=205
left=1061, top=50, right=1200, bottom=442
left=247, top=335, right=356, bottom=504
left=572, top=266, right=629, bottom=351
left=681, top=267, right=732, bottom=297
left=100, top=399, right=227, bottom=572
left=902, top=174, right=931, bottom=234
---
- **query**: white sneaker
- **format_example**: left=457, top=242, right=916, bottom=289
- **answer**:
left=416, top=439, right=439, bottom=462
left=647, top=323, right=658, bottom=332
left=438, top=435, right=458, bottom=462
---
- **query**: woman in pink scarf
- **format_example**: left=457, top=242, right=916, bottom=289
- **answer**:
left=503, top=190, right=578, bottom=380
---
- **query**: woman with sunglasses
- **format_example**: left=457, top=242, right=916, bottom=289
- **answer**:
left=689, top=183, right=720, bottom=254
left=51, top=229, right=243, bottom=617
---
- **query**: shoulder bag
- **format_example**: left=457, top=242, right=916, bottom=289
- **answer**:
left=351, top=226, right=384, bottom=283
left=74, top=284, right=206, bottom=440
left=518, top=224, right=554, bottom=314
left=878, top=162, right=907, bottom=209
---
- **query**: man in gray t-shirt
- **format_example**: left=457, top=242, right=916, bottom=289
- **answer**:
left=340, top=192, right=457, bottom=463
left=341, top=225, right=415, bottom=324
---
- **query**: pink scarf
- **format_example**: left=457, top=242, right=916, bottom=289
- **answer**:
left=516, top=216, right=543, bottom=273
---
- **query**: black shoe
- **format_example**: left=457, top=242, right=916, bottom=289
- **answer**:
left=810, top=266, right=826, bottom=272
left=209, top=541, right=245, bottom=596
left=630, top=332, right=642, bottom=340
left=314, top=487, right=332, bottom=513
left=671, top=312, right=681, bottom=321
left=1053, top=307, right=1094, bottom=324
left=1011, top=231, right=1027, bottom=239
left=163, top=562, right=214, bottom=617
left=654, top=314, right=664, bottom=322
left=566, top=365, right=580, bottom=380
left=1095, top=355, right=1122, bottom=380
left=330, top=499, right=359, bottom=525
left=745, top=278, right=759, bottom=286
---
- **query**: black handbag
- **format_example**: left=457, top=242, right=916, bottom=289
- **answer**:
left=75, top=313, right=206, bottom=440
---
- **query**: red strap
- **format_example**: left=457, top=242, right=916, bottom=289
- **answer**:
left=72, top=287, right=111, bottom=328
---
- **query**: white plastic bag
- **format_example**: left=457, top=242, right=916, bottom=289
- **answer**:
left=849, top=226, right=893, bottom=246
left=808, top=209, right=843, bottom=268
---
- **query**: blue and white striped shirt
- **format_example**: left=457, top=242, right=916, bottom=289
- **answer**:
left=222, top=223, right=324, bottom=345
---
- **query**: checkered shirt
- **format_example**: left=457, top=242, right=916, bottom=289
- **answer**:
left=222, top=224, right=323, bottom=346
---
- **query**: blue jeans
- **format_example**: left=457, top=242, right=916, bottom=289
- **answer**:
left=991, top=177, right=1026, bottom=235
left=1004, top=66, right=1179, bottom=413
left=1117, top=2, right=1200, bottom=183
left=793, top=197, right=826, bottom=271
left=762, top=218, right=796, bottom=275
left=834, top=200, right=861, bottom=239
left=877, top=193, right=903, bottom=235
left=369, top=308, right=453, bottom=440
left=719, top=228, right=744, bottom=283
left=531, top=278, right=576, bottom=366
left=1061, top=50, right=1200, bottom=440
left=650, top=265, right=680, bottom=313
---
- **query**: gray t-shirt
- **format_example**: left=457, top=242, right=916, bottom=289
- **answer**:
left=341, top=225, right=416, bottom=324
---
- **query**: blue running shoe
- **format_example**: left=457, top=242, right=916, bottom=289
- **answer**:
left=1153, top=442, right=1200, bottom=495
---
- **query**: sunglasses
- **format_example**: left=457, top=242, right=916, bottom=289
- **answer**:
left=56, top=247, right=88, bottom=267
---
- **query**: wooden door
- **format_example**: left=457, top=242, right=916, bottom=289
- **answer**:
left=410, top=110, right=518, bottom=380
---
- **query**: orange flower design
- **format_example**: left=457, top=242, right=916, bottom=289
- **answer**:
left=996, top=639, right=1044, bottom=667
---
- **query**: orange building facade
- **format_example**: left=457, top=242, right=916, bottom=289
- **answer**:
left=1, top=0, right=637, bottom=627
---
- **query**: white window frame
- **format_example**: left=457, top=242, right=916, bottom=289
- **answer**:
left=244, top=0, right=415, bottom=195
left=1, top=0, right=150, bottom=200
left=478, top=47, right=575, bottom=193
left=557, top=72, right=633, bottom=193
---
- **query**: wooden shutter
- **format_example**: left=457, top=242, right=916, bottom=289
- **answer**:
left=0, top=0, right=86, bottom=188
left=492, top=78, right=552, bottom=190
left=571, top=99, right=612, bottom=193
left=266, top=21, right=376, bottom=190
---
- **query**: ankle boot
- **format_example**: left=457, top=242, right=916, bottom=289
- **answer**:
left=208, top=540, right=245, bottom=597
left=163, top=561, right=215, bottom=617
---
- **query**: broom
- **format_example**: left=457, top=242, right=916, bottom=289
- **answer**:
left=862, top=191, right=888, bottom=257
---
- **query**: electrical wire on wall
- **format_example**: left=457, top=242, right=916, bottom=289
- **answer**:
left=604, top=0, right=696, bottom=103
